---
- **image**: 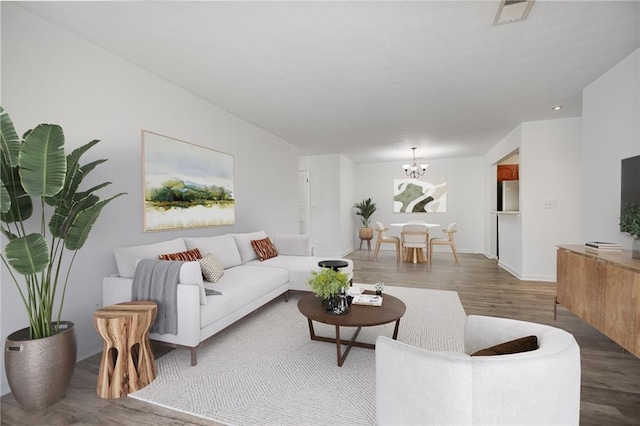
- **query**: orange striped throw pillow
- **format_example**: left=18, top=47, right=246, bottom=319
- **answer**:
left=158, top=248, right=202, bottom=261
left=251, top=237, right=278, bottom=261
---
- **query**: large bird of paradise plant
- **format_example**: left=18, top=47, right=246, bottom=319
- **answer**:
left=0, top=107, right=125, bottom=339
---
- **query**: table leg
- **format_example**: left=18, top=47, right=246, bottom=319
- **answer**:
left=306, top=320, right=383, bottom=367
left=307, top=318, right=316, bottom=340
left=335, top=326, right=343, bottom=366
left=392, top=319, right=401, bottom=340
left=335, top=325, right=363, bottom=367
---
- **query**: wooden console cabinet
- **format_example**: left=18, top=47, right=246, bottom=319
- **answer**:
left=556, top=245, right=640, bottom=358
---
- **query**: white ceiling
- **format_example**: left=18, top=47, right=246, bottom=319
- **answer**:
left=16, top=1, right=640, bottom=164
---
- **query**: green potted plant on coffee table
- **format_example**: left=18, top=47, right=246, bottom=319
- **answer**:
left=308, top=268, right=349, bottom=300
left=0, top=107, right=125, bottom=410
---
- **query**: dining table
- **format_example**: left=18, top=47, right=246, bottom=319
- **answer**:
left=390, top=222, right=441, bottom=228
left=389, top=223, right=441, bottom=263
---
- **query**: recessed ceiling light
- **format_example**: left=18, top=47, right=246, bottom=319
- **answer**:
left=552, top=105, right=563, bottom=111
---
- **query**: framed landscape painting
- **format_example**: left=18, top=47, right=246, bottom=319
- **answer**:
left=142, top=131, right=235, bottom=231
left=393, top=178, right=447, bottom=213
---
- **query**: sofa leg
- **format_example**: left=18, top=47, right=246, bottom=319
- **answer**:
left=284, top=290, right=289, bottom=302
left=190, top=347, right=198, bottom=366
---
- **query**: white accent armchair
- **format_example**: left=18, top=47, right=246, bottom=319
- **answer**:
left=376, top=315, right=581, bottom=425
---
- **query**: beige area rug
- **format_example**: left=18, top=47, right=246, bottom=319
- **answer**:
left=130, top=285, right=467, bottom=425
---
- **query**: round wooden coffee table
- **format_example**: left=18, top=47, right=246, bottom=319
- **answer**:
left=298, top=291, right=406, bottom=366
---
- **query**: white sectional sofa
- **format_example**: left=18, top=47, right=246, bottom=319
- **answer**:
left=103, top=231, right=353, bottom=365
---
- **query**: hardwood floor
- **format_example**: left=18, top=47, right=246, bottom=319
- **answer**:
left=2, top=250, right=639, bottom=425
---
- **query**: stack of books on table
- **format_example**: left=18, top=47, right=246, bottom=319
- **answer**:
left=584, top=241, right=622, bottom=253
left=352, top=294, right=383, bottom=306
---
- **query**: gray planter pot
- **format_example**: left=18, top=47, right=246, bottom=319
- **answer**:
left=633, top=238, right=640, bottom=259
left=4, top=321, right=77, bottom=411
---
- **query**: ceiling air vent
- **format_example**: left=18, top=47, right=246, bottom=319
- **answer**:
left=493, top=0, right=535, bottom=26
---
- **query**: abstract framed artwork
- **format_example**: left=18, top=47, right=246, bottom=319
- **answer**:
left=142, top=131, right=234, bottom=231
left=393, top=178, right=447, bottom=213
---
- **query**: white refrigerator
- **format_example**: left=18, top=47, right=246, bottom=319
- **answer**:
left=500, top=180, right=520, bottom=211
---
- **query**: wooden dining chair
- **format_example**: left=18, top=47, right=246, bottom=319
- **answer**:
left=373, top=221, right=401, bottom=262
left=429, top=222, right=460, bottom=265
left=401, top=224, right=429, bottom=264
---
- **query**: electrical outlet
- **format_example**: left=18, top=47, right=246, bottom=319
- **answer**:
left=544, top=200, right=558, bottom=209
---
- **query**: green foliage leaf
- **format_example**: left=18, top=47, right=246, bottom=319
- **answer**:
left=19, top=124, right=66, bottom=197
left=307, top=269, right=349, bottom=299
left=353, top=198, right=377, bottom=227
left=67, top=139, right=100, bottom=173
left=65, top=193, right=126, bottom=250
left=5, top=233, right=50, bottom=275
left=49, top=193, right=99, bottom=238
left=56, top=143, right=104, bottom=206
left=0, top=155, right=32, bottom=223
left=0, top=182, right=10, bottom=214
left=620, top=203, right=640, bottom=238
left=0, top=106, right=20, bottom=167
left=73, top=182, right=111, bottom=202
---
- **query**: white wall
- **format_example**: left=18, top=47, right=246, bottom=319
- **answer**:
left=298, top=154, right=356, bottom=257
left=520, top=118, right=582, bottom=281
left=484, top=119, right=583, bottom=282
left=339, top=155, right=356, bottom=255
left=582, top=48, right=640, bottom=248
left=1, top=4, right=299, bottom=395
left=353, top=158, right=484, bottom=253
left=497, top=215, right=522, bottom=276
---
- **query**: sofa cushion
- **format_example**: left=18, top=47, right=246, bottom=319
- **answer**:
left=251, top=237, right=278, bottom=261
left=200, top=265, right=288, bottom=327
left=245, top=255, right=353, bottom=291
left=272, top=234, right=313, bottom=256
left=199, top=253, right=224, bottom=283
left=159, top=248, right=202, bottom=261
left=184, top=235, right=242, bottom=269
left=232, top=231, right=267, bottom=264
left=472, top=335, right=538, bottom=356
left=114, top=238, right=188, bottom=278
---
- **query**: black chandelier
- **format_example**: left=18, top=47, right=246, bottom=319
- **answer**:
left=402, top=147, right=428, bottom=179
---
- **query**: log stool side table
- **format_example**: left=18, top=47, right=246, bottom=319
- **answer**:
left=93, top=301, right=157, bottom=398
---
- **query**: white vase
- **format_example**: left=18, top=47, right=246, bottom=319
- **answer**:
left=632, top=238, right=640, bottom=259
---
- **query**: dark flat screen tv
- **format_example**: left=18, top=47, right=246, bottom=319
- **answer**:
left=621, top=154, right=640, bottom=219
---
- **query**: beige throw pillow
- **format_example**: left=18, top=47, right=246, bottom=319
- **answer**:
left=199, top=253, right=224, bottom=283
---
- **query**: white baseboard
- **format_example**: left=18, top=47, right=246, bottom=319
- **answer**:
left=497, top=262, right=555, bottom=282
left=520, top=274, right=556, bottom=282
left=497, top=261, right=522, bottom=279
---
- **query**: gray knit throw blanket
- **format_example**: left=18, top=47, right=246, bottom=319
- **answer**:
left=132, top=259, right=184, bottom=335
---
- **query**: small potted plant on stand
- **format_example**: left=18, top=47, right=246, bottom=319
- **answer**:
left=308, top=268, right=349, bottom=312
left=353, top=198, right=377, bottom=250
left=0, top=107, right=125, bottom=410
left=620, top=203, right=640, bottom=259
